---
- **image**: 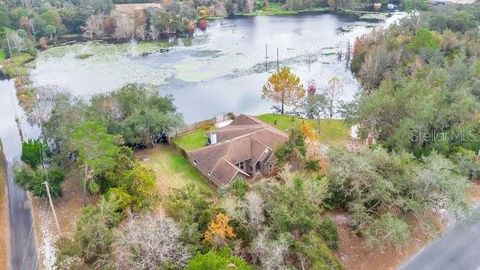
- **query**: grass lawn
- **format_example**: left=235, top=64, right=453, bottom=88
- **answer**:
left=257, top=113, right=350, bottom=146
left=136, top=145, right=212, bottom=195
left=173, top=128, right=211, bottom=152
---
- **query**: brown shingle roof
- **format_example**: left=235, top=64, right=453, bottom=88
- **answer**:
left=190, top=115, right=288, bottom=186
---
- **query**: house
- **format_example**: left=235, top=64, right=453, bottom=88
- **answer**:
left=189, top=115, right=289, bottom=187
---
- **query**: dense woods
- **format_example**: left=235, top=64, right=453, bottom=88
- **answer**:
left=350, top=4, right=480, bottom=158
left=327, top=3, right=480, bottom=249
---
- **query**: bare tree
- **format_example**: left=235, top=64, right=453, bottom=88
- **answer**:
left=263, top=239, right=289, bottom=270
left=244, top=191, right=265, bottom=233
left=115, top=214, right=190, bottom=270
left=113, top=14, right=135, bottom=40
left=134, top=9, right=147, bottom=40
left=83, top=14, right=105, bottom=39
left=6, top=31, right=29, bottom=55
left=250, top=230, right=269, bottom=265
left=245, top=0, right=255, bottom=13
left=320, top=76, right=344, bottom=118
left=250, top=229, right=289, bottom=270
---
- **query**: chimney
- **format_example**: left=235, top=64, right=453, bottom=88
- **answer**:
left=209, top=132, right=217, bottom=145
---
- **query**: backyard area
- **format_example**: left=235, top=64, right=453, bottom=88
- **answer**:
left=173, top=114, right=351, bottom=153
left=136, top=144, right=212, bottom=195
left=257, top=113, right=350, bottom=146
left=172, top=128, right=211, bottom=152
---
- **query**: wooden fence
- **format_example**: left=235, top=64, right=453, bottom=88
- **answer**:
left=169, top=112, right=234, bottom=139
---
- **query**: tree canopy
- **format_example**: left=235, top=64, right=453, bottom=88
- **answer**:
left=262, top=67, right=305, bottom=115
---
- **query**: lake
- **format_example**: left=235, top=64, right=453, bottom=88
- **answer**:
left=29, top=12, right=406, bottom=124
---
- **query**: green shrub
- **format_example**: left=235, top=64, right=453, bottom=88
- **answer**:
left=305, top=159, right=320, bottom=171
left=317, top=218, right=340, bottom=250
left=186, top=248, right=253, bottom=270
left=56, top=200, right=117, bottom=267
left=452, top=148, right=480, bottom=180
left=295, top=232, right=343, bottom=270
left=276, top=128, right=306, bottom=164
left=14, top=165, right=65, bottom=198
left=105, top=187, right=134, bottom=211
left=163, top=185, right=216, bottom=251
left=21, top=139, right=45, bottom=169
left=364, top=214, right=410, bottom=248
left=230, top=178, right=249, bottom=198
left=350, top=51, right=365, bottom=74
left=267, top=176, right=320, bottom=234
left=87, top=180, right=100, bottom=194
left=407, top=28, right=440, bottom=53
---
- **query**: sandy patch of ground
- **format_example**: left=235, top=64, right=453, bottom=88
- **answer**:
left=0, top=151, right=9, bottom=270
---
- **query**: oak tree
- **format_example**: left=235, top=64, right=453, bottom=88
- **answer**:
left=262, top=67, right=305, bottom=115
left=70, top=121, right=120, bottom=205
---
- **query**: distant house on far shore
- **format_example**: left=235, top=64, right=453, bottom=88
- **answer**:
left=189, top=114, right=288, bottom=187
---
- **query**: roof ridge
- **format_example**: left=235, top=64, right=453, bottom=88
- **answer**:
left=250, top=137, right=271, bottom=166
left=211, top=155, right=224, bottom=173
left=223, top=126, right=269, bottom=141
left=251, top=136, right=271, bottom=151
left=222, top=158, right=250, bottom=177
left=242, top=114, right=265, bottom=125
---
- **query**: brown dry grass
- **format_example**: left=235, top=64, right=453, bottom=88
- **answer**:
left=0, top=149, right=9, bottom=270
left=32, top=175, right=99, bottom=239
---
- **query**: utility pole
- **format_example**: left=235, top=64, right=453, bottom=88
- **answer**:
left=276, top=47, right=279, bottom=71
left=44, top=181, right=61, bottom=235
left=265, top=43, right=268, bottom=72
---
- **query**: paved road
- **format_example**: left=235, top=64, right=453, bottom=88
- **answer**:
left=400, top=207, right=480, bottom=270
left=6, top=161, right=37, bottom=270
left=1, top=79, right=38, bottom=269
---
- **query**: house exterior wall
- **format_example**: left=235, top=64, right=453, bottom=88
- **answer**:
left=187, top=153, right=220, bottom=186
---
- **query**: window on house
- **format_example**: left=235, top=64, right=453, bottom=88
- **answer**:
left=239, top=162, right=245, bottom=170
